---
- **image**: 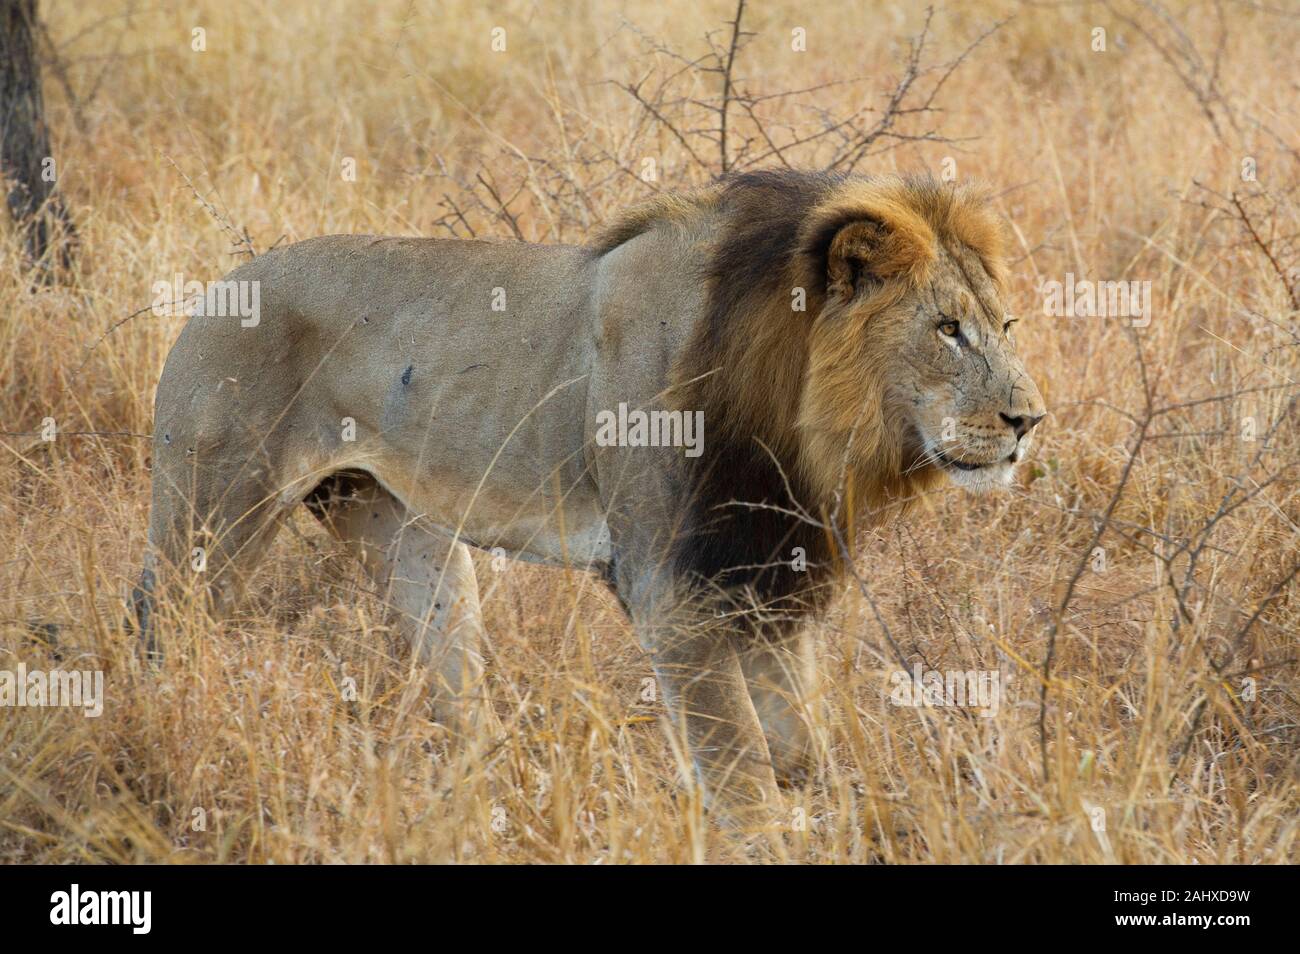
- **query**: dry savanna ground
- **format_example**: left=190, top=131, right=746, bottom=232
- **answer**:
left=1, top=0, right=1297, bottom=863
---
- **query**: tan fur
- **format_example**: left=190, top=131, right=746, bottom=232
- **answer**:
left=590, top=185, right=723, bottom=255
left=137, top=171, right=1044, bottom=824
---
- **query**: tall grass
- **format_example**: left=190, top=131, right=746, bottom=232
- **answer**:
left=1, top=0, right=1296, bottom=862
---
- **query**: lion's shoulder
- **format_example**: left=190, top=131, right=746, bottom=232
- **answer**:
left=589, top=186, right=725, bottom=255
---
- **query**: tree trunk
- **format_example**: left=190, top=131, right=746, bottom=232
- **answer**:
left=1, top=0, right=75, bottom=271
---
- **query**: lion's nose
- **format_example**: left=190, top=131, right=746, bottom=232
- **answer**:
left=1000, top=411, right=1045, bottom=439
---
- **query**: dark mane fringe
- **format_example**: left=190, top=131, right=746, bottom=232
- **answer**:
left=614, top=169, right=1008, bottom=631
left=698, top=170, right=842, bottom=352
left=669, top=171, right=846, bottom=628
left=669, top=426, right=838, bottom=629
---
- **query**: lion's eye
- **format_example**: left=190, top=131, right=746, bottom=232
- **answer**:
left=938, top=320, right=960, bottom=339
left=1003, top=318, right=1018, bottom=335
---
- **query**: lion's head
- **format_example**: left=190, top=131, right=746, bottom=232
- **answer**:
left=589, top=169, right=1050, bottom=609
left=791, top=175, right=1046, bottom=503
left=667, top=170, right=1045, bottom=521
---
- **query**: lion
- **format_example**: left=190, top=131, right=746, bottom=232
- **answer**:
left=133, top=170, right=1045, bottom=821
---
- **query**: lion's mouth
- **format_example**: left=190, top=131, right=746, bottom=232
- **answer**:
left=933, top=449, right=1018, bottom=472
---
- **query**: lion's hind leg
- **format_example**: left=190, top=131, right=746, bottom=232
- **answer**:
left=136, top=450, right=298, bottom=657
left=306, top=472, right=485, bottom=735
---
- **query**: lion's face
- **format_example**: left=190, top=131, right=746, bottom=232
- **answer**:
left=786, top=178, right=1048, bottom=504
left=880, top=245, right=1046, bottom=491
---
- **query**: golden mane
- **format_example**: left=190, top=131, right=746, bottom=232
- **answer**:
left=656, top=171, right=1009, bottom=514
left=592, top=171, right=1011, bottom=612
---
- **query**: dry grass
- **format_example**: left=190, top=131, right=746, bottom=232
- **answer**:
left=1, top=0, right=1297, bottom=863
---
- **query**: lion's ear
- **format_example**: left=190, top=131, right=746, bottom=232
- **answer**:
left=825, top=219, right=891, bottom=300
left=823, top=214, right=928, bottom=301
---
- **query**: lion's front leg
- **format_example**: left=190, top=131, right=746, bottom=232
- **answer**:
left=638, top=601, right=784, bottom=826
left=597, top=455, right=785, bottom=827
left=738, top=631, right=819, bottom=787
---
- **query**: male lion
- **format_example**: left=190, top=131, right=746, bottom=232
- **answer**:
left=134, top=170, right=1045, bottom=820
